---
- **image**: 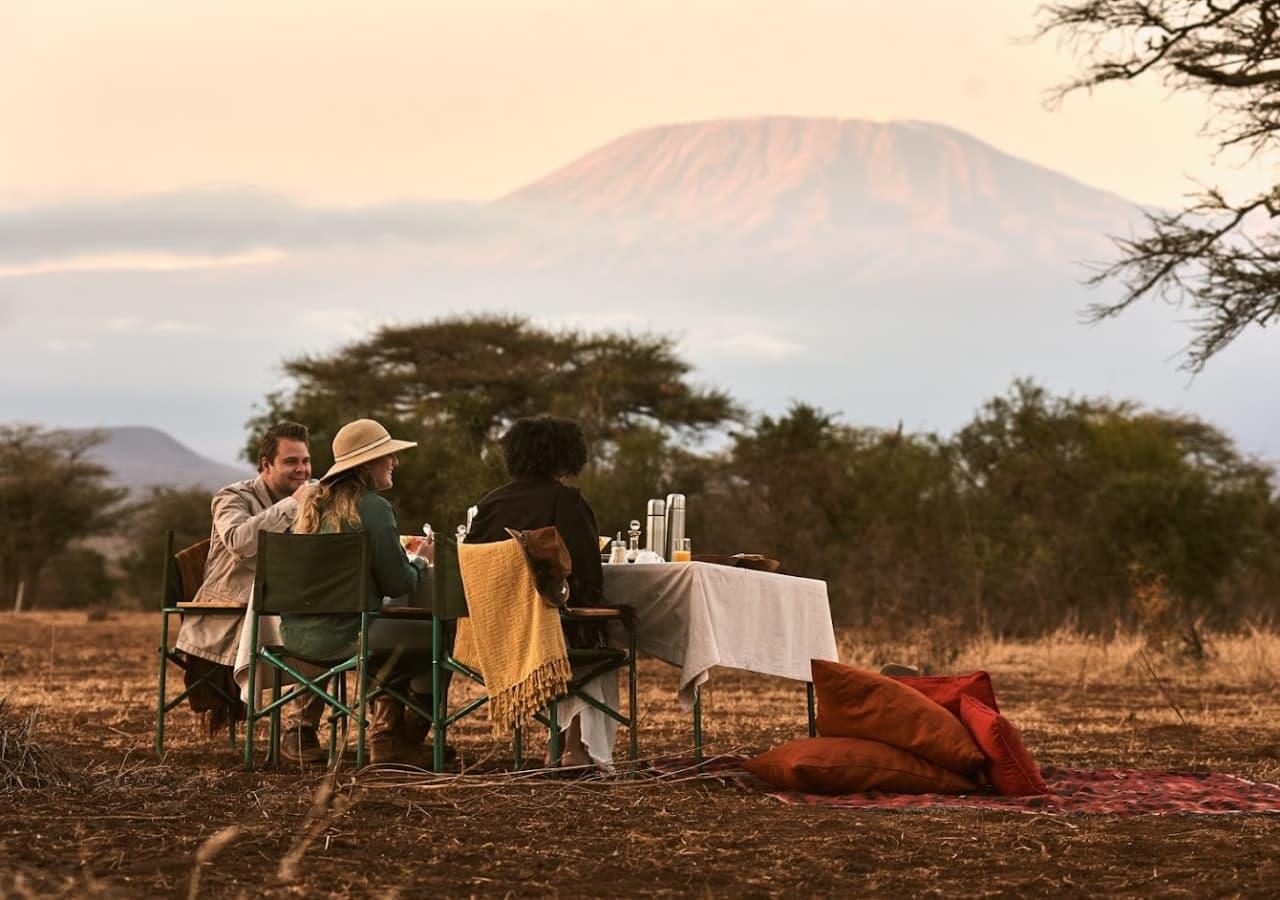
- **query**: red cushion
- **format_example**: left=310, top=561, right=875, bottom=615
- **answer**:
left=811, top=659, right=985, bottom=774
left=958, top=695, right=1050, bottom=796
left=890, top=671, right=999, bottom=718
left=743, top=737, right=978, bottom=795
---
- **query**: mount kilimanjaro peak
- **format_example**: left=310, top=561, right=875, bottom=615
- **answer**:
left=498, top=117, right=1140, bottom=271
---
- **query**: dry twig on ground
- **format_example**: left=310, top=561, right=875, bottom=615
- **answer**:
left=0, top=699, right=73, bottom=792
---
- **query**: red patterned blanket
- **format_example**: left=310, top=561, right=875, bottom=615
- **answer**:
left=661, top=756, right=1280, bottom=816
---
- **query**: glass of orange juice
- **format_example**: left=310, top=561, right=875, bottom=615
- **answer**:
left=673, top=537, right=692, bottom=563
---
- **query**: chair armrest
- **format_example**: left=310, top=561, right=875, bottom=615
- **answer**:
left=563, top=604, right=635, bottom=624
left=377, top=605, right=434, bottom=619
left=176, top=600, right=246, bottom=611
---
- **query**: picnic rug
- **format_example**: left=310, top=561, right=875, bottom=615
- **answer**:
left=659, top=756, right=1280, bottom=816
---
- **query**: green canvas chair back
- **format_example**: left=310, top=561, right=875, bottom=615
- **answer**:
left=245, top=530, right=378, bottom=770
left=430, top=532, right=469, bottom=620
left=253, top=531, right=371, bottom=615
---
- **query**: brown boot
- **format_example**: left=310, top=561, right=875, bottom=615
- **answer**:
left=369, top=697, right=428, bottom=767
left=280, top=725, right=326, bottom=764
left=401, top=693, right=459, bottom=766
left=401, top=693, right=431, bottom=747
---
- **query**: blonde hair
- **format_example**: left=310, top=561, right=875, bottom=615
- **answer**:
left=294, top=468, right=368, bottom=534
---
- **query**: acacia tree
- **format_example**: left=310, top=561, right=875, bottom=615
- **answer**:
left=0, top=426, right=126, bottom=609
left=247, top=315, right=739, bottom=530
left=118, top=486, right=213, bottom=605
left=1040, top=0, right=1280, bottom=369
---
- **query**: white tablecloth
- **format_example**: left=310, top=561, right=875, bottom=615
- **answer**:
left=602, top=561, right=839, bottom=708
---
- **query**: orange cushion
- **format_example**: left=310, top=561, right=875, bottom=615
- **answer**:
left=959, top=695, right=1049, bottom=796
left=743, top=736, right=978, bottom=795
left=890, top=671, right=999, bottom=718
left=812, top=659, right=985, bottom=774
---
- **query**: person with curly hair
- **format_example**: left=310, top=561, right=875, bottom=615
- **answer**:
left=466, top=415, right=609, bottom=767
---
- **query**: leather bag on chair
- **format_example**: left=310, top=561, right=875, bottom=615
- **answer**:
left=504, top=526, right=572, bottom=608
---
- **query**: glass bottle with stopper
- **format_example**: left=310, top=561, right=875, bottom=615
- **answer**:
left=626, top=519, right=641, bottom=563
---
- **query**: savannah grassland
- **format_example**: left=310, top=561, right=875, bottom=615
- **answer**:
left=2, top=611, right=1279, bottom=898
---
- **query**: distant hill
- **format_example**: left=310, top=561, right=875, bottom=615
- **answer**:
left=69, top=426, right=251, bottom=494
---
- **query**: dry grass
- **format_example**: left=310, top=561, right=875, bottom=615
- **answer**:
left=1, top=611, right=1279, bottom=897
left=0, top=700, right=73, bottom=792
left=839, top=622, right=1280, bottom=688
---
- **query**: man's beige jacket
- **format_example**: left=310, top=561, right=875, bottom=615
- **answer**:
left=175, top=476, right=299, bottom=666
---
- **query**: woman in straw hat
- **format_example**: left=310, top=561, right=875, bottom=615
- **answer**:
left=283, top=417, right=433, bottom=765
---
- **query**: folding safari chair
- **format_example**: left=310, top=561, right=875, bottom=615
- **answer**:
left=155, top=530, right=245, bottom=757
left=242, top=531, right=434, bottom=770
left=430, top=533, right=638, bottom=772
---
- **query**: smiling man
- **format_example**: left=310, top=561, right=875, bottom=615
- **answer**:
left=175, top=420, right=326, bottom=760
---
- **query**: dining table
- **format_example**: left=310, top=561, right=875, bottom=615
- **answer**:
left=601, top=560, right=839, bottom=759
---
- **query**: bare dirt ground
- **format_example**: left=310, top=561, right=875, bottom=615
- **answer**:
left=2, top=611, right=1279, bottom=898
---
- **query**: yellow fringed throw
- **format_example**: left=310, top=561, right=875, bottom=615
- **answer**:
left=454, top=538, right=571, bottom=733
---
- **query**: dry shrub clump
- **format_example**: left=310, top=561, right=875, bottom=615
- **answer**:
left=1129, top=563, right=1211, bottom=664
left=0, top=699, right=73, bottom=791
left=835, top=615, right=977, bottom=674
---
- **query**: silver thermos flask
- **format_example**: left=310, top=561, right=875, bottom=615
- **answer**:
left=665, top=493, right=686, bottom=561
left=645, top=498, right=666, bottom=558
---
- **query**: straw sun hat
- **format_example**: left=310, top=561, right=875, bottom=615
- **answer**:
left=319, top=418, right=417, bottom=483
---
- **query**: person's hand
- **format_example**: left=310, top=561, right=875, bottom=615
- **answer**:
left=291, top=480, right=319, bottom=503
left=410, top=534, right=435, bottom=565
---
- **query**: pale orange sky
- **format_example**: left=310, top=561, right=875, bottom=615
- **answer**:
left=1, top=0, right=1271, bottom=207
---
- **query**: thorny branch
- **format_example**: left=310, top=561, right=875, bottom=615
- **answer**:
left=1038, top=1, right=1280, bottom=368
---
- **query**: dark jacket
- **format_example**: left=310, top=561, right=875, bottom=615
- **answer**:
left=466, top=478, right=607, bottom=648
left=467, top=477, right=605, bottom=608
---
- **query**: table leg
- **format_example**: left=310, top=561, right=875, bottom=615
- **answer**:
left=806, top=681, right=816, bottom=737
left=692, top=685, right=703, bottom=764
